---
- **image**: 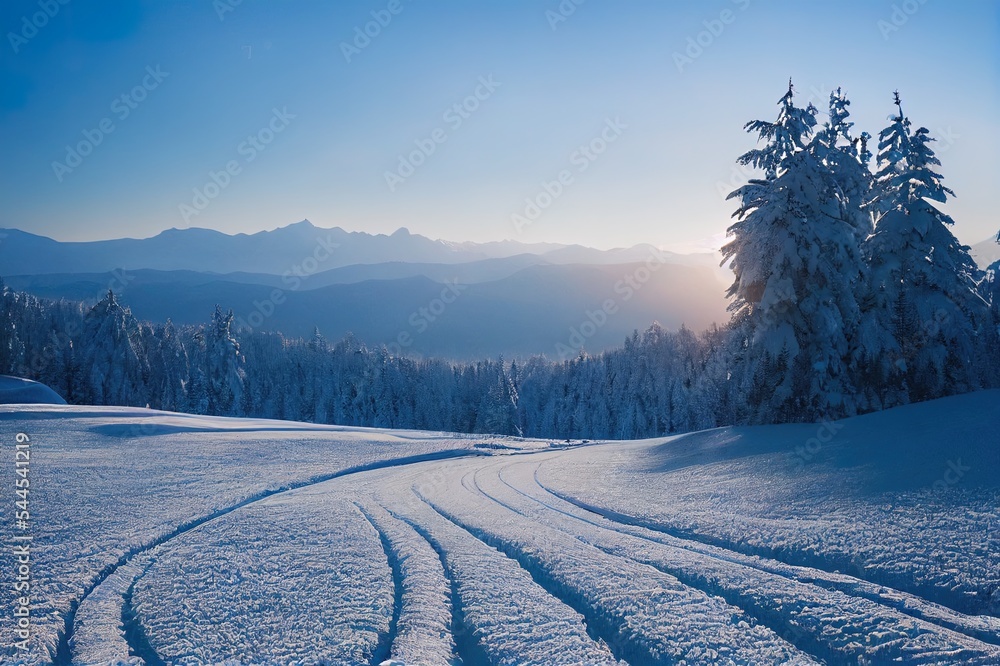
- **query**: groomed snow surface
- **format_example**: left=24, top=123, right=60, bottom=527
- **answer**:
left=1, top=391, right=998, bottom=665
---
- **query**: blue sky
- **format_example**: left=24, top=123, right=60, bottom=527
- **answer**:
left=1, top=0, right=997, bottom=250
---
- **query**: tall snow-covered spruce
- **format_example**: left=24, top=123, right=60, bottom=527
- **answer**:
left=190, top=305, right=246, bottom=415
left=864, top=93, right=988, bottom=404
left=722, top=82, right=868, bottom=422
left=78, top=290, right=148, bottom=406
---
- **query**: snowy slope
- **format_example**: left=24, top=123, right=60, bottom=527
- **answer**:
left=1, top=392, right=997, bottom=665
left=0, top=405, right=553, bottom=664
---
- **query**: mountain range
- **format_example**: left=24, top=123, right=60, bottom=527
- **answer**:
left=0, top=221, right=729, bottom=358
left=0, top=220, right=716, bottom=275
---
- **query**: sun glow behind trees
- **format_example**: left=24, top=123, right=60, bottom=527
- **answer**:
left=723, top=82, right=994, bottom=422
left=0, top=83, right=996, bottom=435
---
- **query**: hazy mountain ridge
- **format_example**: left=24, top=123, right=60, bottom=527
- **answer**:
left=0, top=220, right=718, bottom=276
left=5, top=262, right=728, bottom=359
left=1, top=254, right=556, bottom=296
left=0, top=222, right=729, bottom=357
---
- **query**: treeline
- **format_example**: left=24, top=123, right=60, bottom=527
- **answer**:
left=1, top=83, right=998, bottom=438
left=0, top=285, right=731, bottom=438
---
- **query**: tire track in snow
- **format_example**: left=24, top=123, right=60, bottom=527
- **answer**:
left=416, top=467, right=811, bottom=665
left=356, top=501, right=461, bottom=666
left=55, top=448, right=481, bottom=666
left=526, top=462, right=1000, bottom=645
left=382, top=505, right=491, bottom=666
left=355, top=503, right=404, bottom=666
left=357, top=459, right=621, bottom=664
left=380, top=495, right=618, bottom=666
left=479, top=461, right=872, bottom=662
left=533, top=456, right=1000, bottom=623
left=120, top=562, right=165, bottom=666
left=492, top=459, right=1000, bottom=663
left=462, top=464, right=825, bottom=665
left=68, top=554, right=157, bottom=665
left=449, top=469, right=634, bottom=664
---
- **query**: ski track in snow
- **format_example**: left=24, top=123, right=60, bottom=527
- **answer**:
left=354, top=502, right=458, bottom=666
left=487, top=457, right=1000, bottom=663
left=0, top=406, right=547, bottom=665
left=116, top=455, right=998, bottom=665
left=2, top=399, right=998, bottom=665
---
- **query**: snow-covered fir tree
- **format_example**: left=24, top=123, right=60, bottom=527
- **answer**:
left=148, top=319, right=189, bottom=412
left=864, top=93, right=988, bottom=403
left=977, top=236, right=1000, bottom=386
left=78, top=290, right=148, bottom=406
left=203, top=306, right=246, bottom=415
left=723, top=82, right=868, bottom=422
left=820, top=88, right=875, bottom=238
left=987, top=257, right=1000, bottom=331
left=476, top=357, right=521, bottom=436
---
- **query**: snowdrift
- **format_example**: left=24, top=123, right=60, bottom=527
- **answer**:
left=0, top=375, right=66, bottom=405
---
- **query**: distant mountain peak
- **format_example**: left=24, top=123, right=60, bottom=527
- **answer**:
left=156, top=226, right=228, bottom=239
left=0, top=221, right=721, bottom=277
left=265, top=219, right=318, bottom=236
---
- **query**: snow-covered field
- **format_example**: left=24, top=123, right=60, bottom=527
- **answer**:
left=1, top=392, right=998, bottom=665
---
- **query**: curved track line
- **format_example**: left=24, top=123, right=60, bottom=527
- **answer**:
left=382, top=503, right=494, bottom=666
left=532, top=460, right=1000, bottom=622
left=355, top=503, right=403, bottom=666
left=55, top=448, right=481, bottom=666
left=357, top=499, right=461, bottom=666
left=457, top=462, right=822, bottom=664
left=510, top=459, right=1000, bottom=649
left=409, top=481, right=636, bottom=666
left=120, top=561, right=165, bottom=666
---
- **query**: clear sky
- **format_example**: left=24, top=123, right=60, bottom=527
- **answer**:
left=1, top=0, right=997, bottom=251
